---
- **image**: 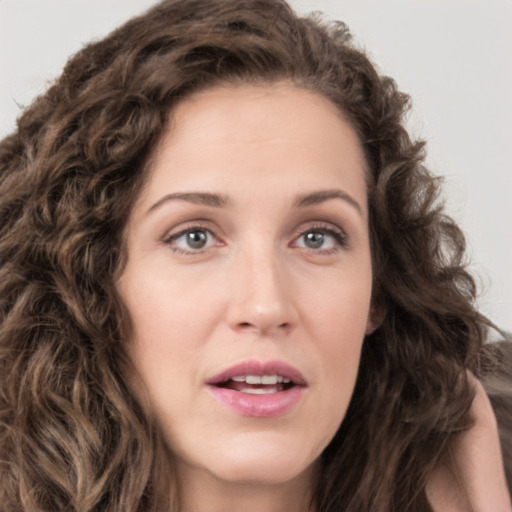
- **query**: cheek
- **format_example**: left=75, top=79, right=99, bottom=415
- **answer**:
left=304, top=262, right=373, bottom=347
left=123, top=302, right=213, bottom=382
left=302, top=265, right=372, bottom=413
left=120, top=261, right=222, bottom=344
left=314, top=300, right=367, bottom=393
left=117, top=267, right=220, bottom=409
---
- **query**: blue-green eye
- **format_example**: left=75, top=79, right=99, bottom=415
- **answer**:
left=166, top=227, right=215, bottom=252
left=295, top=227, right=347, bottom=251
left=303, top=231, right=327, bottom=249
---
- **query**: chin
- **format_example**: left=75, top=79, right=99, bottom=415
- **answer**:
left=213, top=458, right=316, bottom=486
left=201, top=433, right=319, bottom=485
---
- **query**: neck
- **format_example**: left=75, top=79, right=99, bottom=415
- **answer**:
left=176, top=462, right=317, bottom=512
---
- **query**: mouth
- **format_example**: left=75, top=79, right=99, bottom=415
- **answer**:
left=215, top=374, right=296, bottom=395
left=206, top=360, right=307, bottom=417
left=207, top=360, right=307, bottom=392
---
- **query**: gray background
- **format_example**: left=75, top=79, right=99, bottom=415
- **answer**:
left=1, top=0, right=510, bottom=332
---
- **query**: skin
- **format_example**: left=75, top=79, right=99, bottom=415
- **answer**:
left=427, top=376, right=512, bottom=512
left=116, top=82, right=511, bottom=511
left=117, top=83, right=376, bottom=511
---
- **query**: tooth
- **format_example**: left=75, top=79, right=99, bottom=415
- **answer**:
left=277, top=376, right=283, bottom=383
left=282, top=377, right=291, bottom=384
left=241, top=387, right=278, bottom=394
left=231, top=376, right=246, bottom=382
left=246, top=375, right=262, bottom=385
left=261, top=375, right=278, bottom=385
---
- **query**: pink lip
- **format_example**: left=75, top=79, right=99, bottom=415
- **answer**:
left=206, top=360, right=307, bottom=418
left=207, top=360, right=307, bottom=386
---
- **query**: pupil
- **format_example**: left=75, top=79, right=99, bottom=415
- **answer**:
left=187, top=230, right=207, bottom=249
left=305, top=231, right=324, bottom=248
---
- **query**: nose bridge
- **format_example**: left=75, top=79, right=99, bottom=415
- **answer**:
left=227, top=235, right=296, bottom=334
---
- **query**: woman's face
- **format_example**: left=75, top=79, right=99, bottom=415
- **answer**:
left=117, top=83, right=375, bottom=489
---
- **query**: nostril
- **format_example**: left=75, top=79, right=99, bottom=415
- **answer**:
left=237, top=321, right=290, bottom=331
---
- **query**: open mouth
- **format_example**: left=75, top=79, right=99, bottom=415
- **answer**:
left=207, top=361, right=306, bottom=417
left=215, top=374, right=296, bottom=395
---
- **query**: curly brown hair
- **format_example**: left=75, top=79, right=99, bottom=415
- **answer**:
left=0, top=0, right=495, bottom=510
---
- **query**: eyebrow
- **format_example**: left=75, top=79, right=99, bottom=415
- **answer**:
left=146, top=192, right=231, bottom=214
left=293, top=189, right=363, bottom=216
left=146, top=188, right=363, bottom=216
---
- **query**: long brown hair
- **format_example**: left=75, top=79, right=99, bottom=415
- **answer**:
left=0, top=0, right=493, bottom=510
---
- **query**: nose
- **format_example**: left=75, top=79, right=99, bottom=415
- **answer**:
left=226, top=247, right=298, bottom=337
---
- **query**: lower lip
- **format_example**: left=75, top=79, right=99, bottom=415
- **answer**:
left=208, top=385, right=305, bottom=418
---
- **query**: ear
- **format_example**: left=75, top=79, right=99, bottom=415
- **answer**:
left=365, top=303, right=385, bottom=335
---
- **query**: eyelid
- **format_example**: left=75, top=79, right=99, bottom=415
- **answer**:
left=161, top=222, right=222, bottom=254
left=160, top=219, right=349, bottom=256
left=291, top=222, right=349, bottom=251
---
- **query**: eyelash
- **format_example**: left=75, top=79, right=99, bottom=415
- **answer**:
left=162, top=223, right=217, bottom=255
left=293, top=224, right=349, bottom=254
left=162, top=222, right=349, bottom=255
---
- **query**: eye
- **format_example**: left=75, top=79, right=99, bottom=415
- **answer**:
left=164, top=226, right=217, bottom=254
left=292, top=226, right=348, bottom=253
left=302, top=231, right=330, bottom=249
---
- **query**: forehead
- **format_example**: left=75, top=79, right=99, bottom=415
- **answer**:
left=140, top=83, right=368, bottom=214
left=162, top=83, right=364, bottom=160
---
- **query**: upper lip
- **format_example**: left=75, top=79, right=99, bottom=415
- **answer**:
left=206, top=359, right=308, bottom=387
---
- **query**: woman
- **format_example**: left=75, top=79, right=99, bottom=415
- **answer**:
left=0, top=0, right=510, bottom=510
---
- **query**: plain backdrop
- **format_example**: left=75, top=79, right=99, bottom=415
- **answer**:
left=1, top=0, right=511, bottom=332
